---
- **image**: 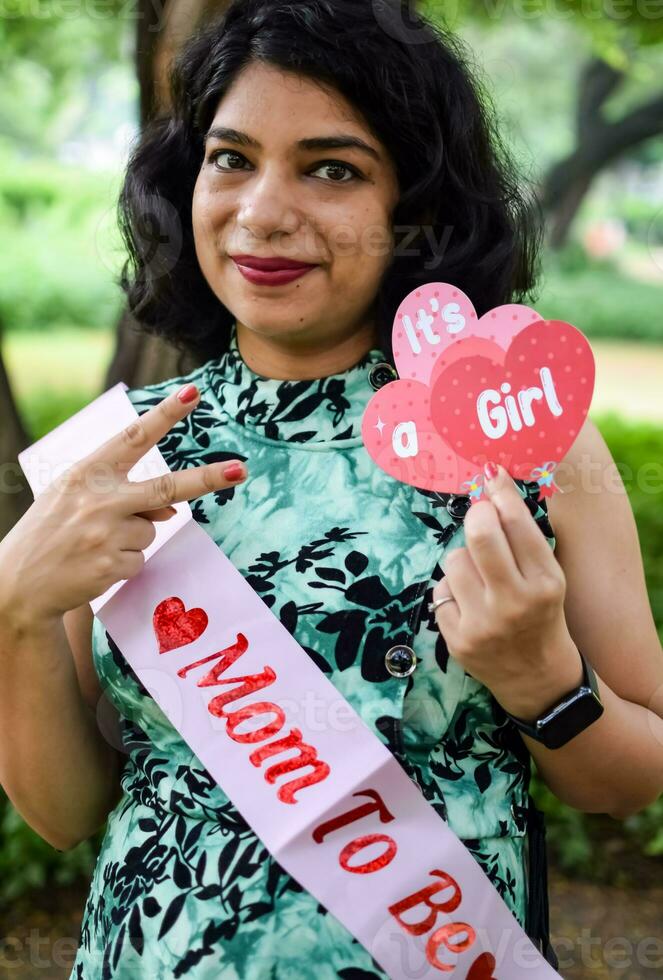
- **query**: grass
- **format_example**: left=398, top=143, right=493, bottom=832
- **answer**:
left=3, top=326, right=114, bottom=439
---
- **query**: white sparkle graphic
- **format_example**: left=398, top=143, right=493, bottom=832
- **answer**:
left=374, top=416, right=386, bottom=437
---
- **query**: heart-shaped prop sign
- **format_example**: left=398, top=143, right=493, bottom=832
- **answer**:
left=361, top=283, right=595, bottom=502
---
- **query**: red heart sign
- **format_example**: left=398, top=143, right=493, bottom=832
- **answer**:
left=466, top=952, right=497, bottom=979
left=362, top=280, right=596, bottom=495
left=153, top=596, right=208, bottom=654
left=430, top=320, right=594, bottom=480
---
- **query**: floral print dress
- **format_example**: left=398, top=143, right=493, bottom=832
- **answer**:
left=70, top=323, right=559, bottom=978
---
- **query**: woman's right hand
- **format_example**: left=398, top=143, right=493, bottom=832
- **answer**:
left=0, top=383, right=248, bottom=625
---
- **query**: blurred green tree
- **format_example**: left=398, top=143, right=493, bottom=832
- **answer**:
left=426, top=0, right=663, bottom=247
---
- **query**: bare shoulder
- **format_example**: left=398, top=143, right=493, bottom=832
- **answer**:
left=546, top=416, right=663, bottom=710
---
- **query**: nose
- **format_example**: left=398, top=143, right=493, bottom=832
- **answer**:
left=236, top=165, right=301, bottom=239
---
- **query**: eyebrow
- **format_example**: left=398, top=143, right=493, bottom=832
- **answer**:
left=204, top=126, right=381, bottom=162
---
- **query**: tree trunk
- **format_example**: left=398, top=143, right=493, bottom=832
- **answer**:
left=541, top=57, right=663, bottom=248
left=0, top=335, right=33, bottom=539
left=105, top=0, right=233, bottom=391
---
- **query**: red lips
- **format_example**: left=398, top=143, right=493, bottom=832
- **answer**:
left=231, top=254, right=317, bottom=271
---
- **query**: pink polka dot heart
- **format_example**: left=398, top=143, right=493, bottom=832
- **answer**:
left=430, top=319, right=595, bottom=481
left=361, top=281, right=595, bottom=493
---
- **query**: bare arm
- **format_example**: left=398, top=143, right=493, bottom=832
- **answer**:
left=521, top=417, right=663, bottom=818
left=0, top=382, right=248, bottom=850
left=0, top=601, right=124, bottom=851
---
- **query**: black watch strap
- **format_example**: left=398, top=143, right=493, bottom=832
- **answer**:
left=503, top=649, right=604, bottom=749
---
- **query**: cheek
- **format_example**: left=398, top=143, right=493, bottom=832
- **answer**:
left=191, top=181, right=228, bottom=253
left=329, top=206, right=393, bottom=285
left=191, top=190, right=214, bottom=248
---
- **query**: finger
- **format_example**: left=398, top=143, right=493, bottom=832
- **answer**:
left=135, top=506, right=177, bottom=522
left=440, top=545, right=483, bottom=613
left=430, top=574, right=461, bottom=636
left=482, top=463, right=552, bottom=578
left=462, top=498, right=522, bottom=591
left=117, top=460, right=248, bottom=514
left=115, top=550, right=146, bottom=581
left=84, top=384, right=202, bottom=474
left=119, top=514, right=163, bottom=549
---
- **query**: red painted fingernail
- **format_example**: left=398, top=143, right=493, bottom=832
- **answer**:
left=484, top=461, right=499, bottom=482
left=223, top=463, right=245, bottom=482
left=177, top=383, right=199, bottom=403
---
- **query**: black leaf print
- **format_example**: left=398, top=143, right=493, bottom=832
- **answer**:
left=360, top=626, right=393, bottom=681
left=245, top=573, right=275, bottom=595
left=345, top=575, right=392, bottom=610
left=175, top=815, right=187, bottom=849
left=287, top=429, right=318, bottom=443
left=128, top=904, right=144, bottom=954
left=434, top=632, right=449, bottom=672
left=475, top=761, right=492, bottom=793
left=338, top=970, right=385, bottom=980
left=279, top=391, right=327, bottom=422
left=158, top=893, right=186, bottom=940
left=317, top=609, right=359, bottom=635
left=183, top=822, right=204, bottom=855
left=194, top=885, right=221, bottom=901
left=173, top=857, right=192, bottom=889
left=316, top=566, right=346, bottom=583
left=190, top=499, right=209, bottom=523
left=111, top=922, right=126, bottom=972
left=303, top=645, right=333, bottom=674
left=243, top=900, right=277, bottom=923
left=412, top=510, right=445, bottom=532
left=142, top=896, right=161, bottom=917
left=277, top=599, right=298, bottom=634
left=345, top=550, right=369, bottom=576
left=272, top=379, right=311, bottom=411
left=331, top=425, right=354, bottom=441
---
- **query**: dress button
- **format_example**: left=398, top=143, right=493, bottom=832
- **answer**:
left=368, top=362, right=399, bottom=391
left=446, top=494, right=471, bottom=521
left=384, top=644, right=417, bottom=678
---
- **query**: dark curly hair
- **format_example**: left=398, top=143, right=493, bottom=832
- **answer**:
left=118, top=0, right=543, bottom=366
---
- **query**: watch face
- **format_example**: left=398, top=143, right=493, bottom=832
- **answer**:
left=539, top=690, right=604, bottom=749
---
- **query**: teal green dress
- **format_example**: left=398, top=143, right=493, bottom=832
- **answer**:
left=71, top=324, right=558, bottom=978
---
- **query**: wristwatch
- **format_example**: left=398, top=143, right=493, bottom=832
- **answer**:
left=502, top=649, right=604, bottom=749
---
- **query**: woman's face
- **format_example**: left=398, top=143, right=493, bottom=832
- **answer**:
left=191, top=61, right=400, bottom=351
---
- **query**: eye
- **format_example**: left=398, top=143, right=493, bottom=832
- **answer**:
left=209, top=149, right=251, bottom=171
left=310, top=160, right=361, bottom=183
left=207, top=150, right=362, bottom=183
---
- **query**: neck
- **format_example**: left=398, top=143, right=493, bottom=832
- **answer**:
left=234, top=320, right=382, bottom=381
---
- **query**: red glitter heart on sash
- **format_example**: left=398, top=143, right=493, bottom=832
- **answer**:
left=153, top=596, right=208, bottom=653
left=466, top=952, right=497, bottom=979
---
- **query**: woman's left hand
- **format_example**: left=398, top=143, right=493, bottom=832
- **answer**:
left=432, top=461, right=584, bottom=720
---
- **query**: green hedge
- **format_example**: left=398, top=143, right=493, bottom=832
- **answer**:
left=0, top=153, right=124, bottom=333
left=0, top=406, right=661, bottom=904
left=534, top=248, right=663, bottom=344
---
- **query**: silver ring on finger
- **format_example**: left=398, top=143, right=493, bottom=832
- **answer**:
left=427, top=596, right=457, bottom=614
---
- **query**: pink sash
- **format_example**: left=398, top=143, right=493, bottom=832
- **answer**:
left=18, top=385, right=561, bottom=979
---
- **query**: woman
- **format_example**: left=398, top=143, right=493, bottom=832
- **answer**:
left=1, top=1, right=662, bottom=977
